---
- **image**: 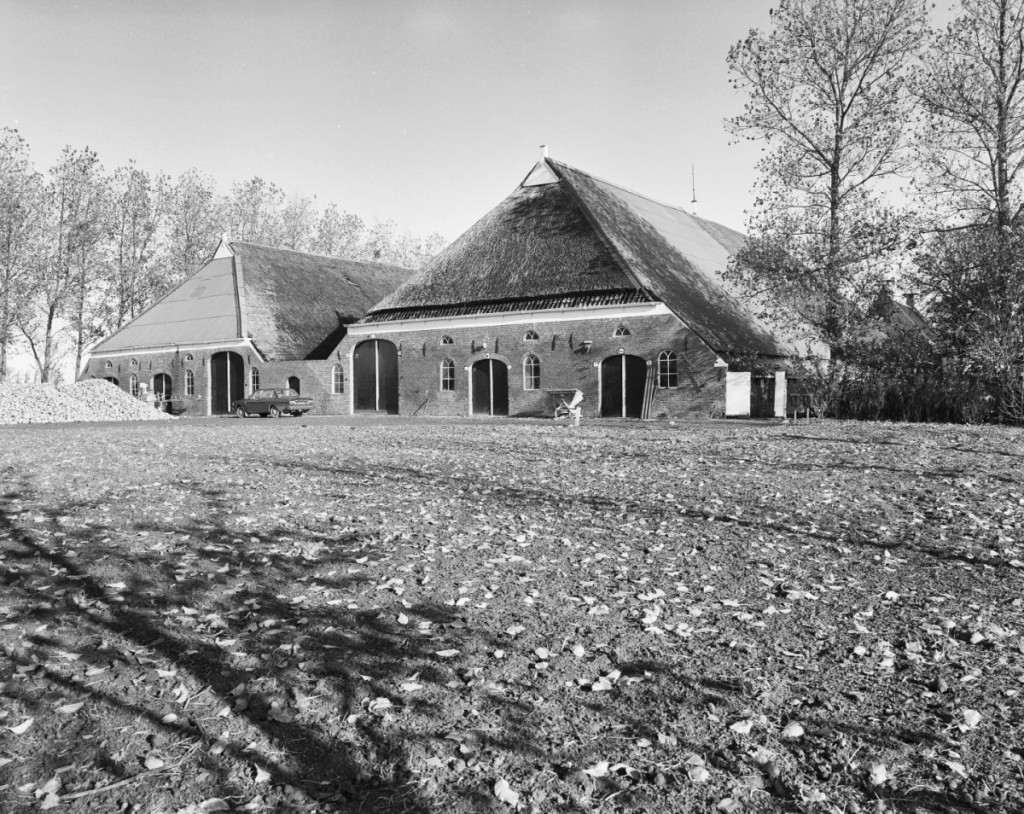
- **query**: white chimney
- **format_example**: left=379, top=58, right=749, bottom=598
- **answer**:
left=540, top=144, right=549, bottom=159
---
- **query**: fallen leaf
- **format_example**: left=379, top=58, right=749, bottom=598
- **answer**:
left=8, top=718, right=33, bottom=735
left=869, top=762, right=888, bottom=785
left=729, top=719, right=754, bottom=735
left=962, top=708, right=982, bottom=729
left=493, top=777, right=519, bottom=806
left=584, top=761, right=610, bottom=777
left=200, top=800, right=231, bottom=812
left=56, top=701, right=85, bottom=714
left=781, top=721, right=804, bottom=739
left=144, top=754, right=165, bottom=770
left=435, top=649, right=460, bottom=658
left=254, top=765, right=271, bottom=783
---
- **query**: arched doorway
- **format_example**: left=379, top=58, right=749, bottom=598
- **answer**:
left=600, top=354, right=646, bottom=418
left=287, top=375, right=301, bottom=394
left=471, top=358, right=509, bottom=416
left=210, top=351, right=244, bottom=415
left=153, top=373, right=172, bottom=403
left=353, top=339, right=399, bottom=413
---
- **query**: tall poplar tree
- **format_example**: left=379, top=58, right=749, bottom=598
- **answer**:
left=726, top=0, right=926, bottom=351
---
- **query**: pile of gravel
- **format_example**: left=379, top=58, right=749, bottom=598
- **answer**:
left=0, top=380, right=175, bottom=425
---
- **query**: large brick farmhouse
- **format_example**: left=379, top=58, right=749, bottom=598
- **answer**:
left=333, top=157, right=812, bottom=419
left=80, top=241, right=411, bottom=416
left=84, top=156, right=817, bottom=419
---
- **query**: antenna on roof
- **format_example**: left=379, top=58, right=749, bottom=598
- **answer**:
left=690, top=165, right=698, bottom=215
left=540, top=144, right=549, bottom=159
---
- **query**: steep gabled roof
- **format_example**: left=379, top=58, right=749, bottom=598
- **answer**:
left=90, top=241, right=413, bottom=360
left=366, top=158, right=789, bottom=356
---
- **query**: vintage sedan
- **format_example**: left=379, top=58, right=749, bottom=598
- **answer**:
left=231, top=388, right=314, bottom=418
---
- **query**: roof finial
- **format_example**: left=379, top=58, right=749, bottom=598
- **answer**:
left=690, top=165, right=698, bottom=215
left=540, top=144, right=549, bottom=159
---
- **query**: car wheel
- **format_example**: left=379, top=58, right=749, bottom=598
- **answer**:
left=269, top=405, right=281, bottom=418
left=235, top=406, right=247, bottom=419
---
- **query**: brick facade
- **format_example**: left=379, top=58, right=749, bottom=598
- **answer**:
left=82, top=313, right=737, bottom=420
left=335, top=311, right=727, bottom=419
left=80, top=345, right=350, bottom=417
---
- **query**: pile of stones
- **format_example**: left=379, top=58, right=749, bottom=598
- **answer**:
left=0, top=380, right=174, bottom=425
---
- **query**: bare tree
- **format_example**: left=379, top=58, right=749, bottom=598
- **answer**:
left=102, top=161, right=167, bottom=332
left=917, top=0, right=1024, bottom=228
left=726, top=0, right=926, bottom=350
left=0, top=129, right=42, bottom=382
left=228, top=177, right=284, bottom=245
left=18, top=148, right=107, bottom=382
left=162, top=168, right=224, bottom=284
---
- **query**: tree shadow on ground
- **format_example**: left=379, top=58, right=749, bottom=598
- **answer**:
left=0, top=479, right=522, bottom=812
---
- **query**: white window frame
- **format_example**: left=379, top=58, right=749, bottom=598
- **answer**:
left=523, top=354, right=540, bottom=391
left=440, top=358, right=455, bottom=391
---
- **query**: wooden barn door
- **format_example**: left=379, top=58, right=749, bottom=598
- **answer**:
left=471, top=360, right=508, bottom=416
left=353, top=339, right=399, bottom=413
left=601, top=355, right=646, bottom=418
left=210, top=351, right=243, bottom=415
left=750, top=376, right=776, bottom=418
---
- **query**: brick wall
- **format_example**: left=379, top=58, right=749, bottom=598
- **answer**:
left=79, top=346, right=347, bottom=417
left=334, top=312, right=727, bottom=419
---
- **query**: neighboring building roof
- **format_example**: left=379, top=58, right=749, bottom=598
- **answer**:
left=90, top=241, right=413, bottom=360
left=366, top=158, right=789, bottom=356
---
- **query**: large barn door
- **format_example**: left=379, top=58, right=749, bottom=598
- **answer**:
left=353, top=339, right=399, bottom=414
left=210, top=351, right=243, bottom=415
left=471, top=359, right=491, bottom=415
left=471, top=359, right=508, bottom=416
left=491, top=361, right=508, bottom=416
left=600, top=354, right=645, bottom=418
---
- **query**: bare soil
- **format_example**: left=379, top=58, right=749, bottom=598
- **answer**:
left=0, top=417, right=1022, bottom=813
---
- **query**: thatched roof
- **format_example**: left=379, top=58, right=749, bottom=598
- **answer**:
left=91, top=241, right=412, bottom=360
left=366, top=158, right=789, bottom=356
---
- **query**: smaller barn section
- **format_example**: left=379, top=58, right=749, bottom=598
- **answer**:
left=81, top=240, right=412, bottom=416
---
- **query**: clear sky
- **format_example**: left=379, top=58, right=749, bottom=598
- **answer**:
left=0, top=0, right=786, bottom=241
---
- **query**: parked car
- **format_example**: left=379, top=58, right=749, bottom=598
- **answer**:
left=232, top=388, right=313, bottom=418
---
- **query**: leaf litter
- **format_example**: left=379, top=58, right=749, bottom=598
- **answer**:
left=0, top=418, right=1021, bottom=811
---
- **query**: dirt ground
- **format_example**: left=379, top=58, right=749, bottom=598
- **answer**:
left=0, top=417, right=1022, bottom=813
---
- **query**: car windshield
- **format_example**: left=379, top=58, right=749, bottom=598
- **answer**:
left=281, top=389, right=299, bottom=397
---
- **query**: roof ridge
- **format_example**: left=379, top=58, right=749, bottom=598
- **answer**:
left=547, top=158, right=696, bottom=219
left=229, top=240, right=412, bottom=270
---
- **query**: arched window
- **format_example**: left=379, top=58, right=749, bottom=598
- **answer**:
left=440, top=335, right=454, bottom=346
left=104, top=360, right=113, bottom=370
left=184, top=353, right=194, bottom=363
left=440, top=358, right=455, bottom=391
left=613, top=325, right=631, bottom=337
left=524, top=329, right=539, bottom=342
left=129, top=374, right=139, bottom=398
left=523, top=354, right=540, bottom=390
left=250, top=367, right=260, bottom=393
left=185, top=369, right=195, bottom=396
left=332, top=364, right=344, bottom=394
left=130, top=357, right=139, bottom=368
left=657, top=351, right=678, bottom=388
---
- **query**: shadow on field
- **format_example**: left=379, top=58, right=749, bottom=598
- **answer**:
left=0, top=479, right=512, bottom=813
